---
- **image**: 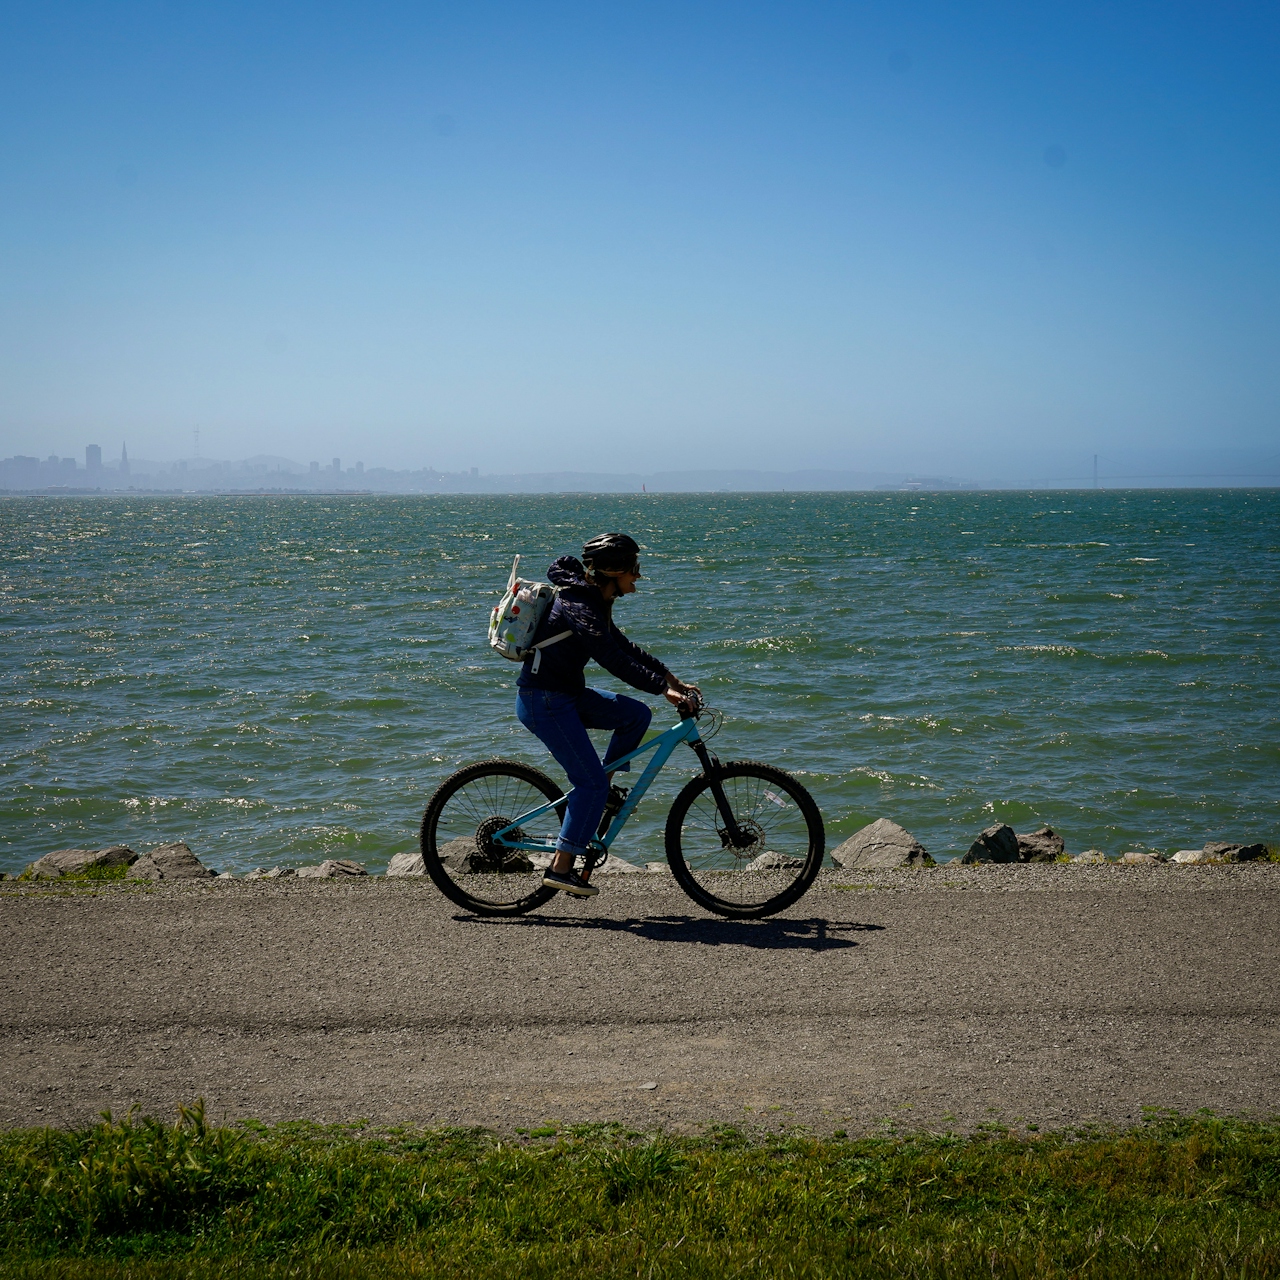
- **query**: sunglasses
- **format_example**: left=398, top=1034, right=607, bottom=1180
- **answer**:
left=591, top=559, right=642, bottom=578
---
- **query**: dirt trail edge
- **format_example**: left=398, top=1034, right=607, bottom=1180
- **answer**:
left=2, top=865, right=1277, bottom=1135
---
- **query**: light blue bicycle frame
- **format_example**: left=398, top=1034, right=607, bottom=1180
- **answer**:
left=493, top=714, right=705, bottom=854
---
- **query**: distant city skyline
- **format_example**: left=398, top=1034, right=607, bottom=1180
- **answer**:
left=2, top=438, right=1277, bottom=493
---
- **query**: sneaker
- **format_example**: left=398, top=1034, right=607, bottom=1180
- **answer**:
left=597, top=784, right=630, bottom=837
left=541, top=867, right=600, bottom=898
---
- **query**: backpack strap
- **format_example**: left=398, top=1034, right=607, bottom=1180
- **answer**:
left=529, top=630, right=572, bottom=674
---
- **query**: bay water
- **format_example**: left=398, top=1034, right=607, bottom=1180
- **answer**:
left=2, top=490, right=1276, bottom=874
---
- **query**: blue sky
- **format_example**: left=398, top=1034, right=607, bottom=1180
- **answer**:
left=1, top=1, right=1277, bottom=479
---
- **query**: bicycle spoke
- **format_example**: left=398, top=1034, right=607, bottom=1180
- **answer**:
left=422, top=761, right=565, bottom=915
left=665, top=762, right=823, bottom=917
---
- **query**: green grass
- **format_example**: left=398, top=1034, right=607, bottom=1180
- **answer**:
left=66, top=862, right=132, bottom=881
left=2, top=1103, right=1279, bottom=1278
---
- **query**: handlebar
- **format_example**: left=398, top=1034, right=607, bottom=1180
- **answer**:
left=677, top=686, right=705, bottom=719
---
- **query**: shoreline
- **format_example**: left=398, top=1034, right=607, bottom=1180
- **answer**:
left=6, top=859, right=1280, bottom=890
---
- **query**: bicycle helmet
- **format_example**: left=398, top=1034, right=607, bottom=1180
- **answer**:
left=581, top=532, right=640, bottom=574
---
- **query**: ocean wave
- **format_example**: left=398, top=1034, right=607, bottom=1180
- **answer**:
left=706, top=635, right=812, bottom=652
left=999, top=644, right=1081, bottom=656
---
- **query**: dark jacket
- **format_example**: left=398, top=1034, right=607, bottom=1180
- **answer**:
left=516, top=556, right=669, bottom=695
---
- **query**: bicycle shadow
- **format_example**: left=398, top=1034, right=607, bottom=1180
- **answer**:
left=454, top=913, right=882, bottom=952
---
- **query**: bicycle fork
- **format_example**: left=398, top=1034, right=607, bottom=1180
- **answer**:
left=690, top=739, right=754, bottom=850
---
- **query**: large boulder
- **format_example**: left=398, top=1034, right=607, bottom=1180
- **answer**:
left=1121, top=851, right=1164, bottom=865
left=1171, top=849, right=1212, bottom=864
left=26, top=845, right=137, bottom=880
left=745, top=850, right=807, bottom=870
left=1017, top=826, right=1066, bottom=862
left=127, top=842, right=214, bottom=880
left=1071, top=849, right=1110, bottom=864
left=436, top=838, right=476, bottom=867
left=831, top=818, right=933, bottom=869
left=386, top=850, right=426, bottom=877
left=1202, top=841, right=1268, bottom=863
left=435, top=837, right=534, bottom=873
left=961, top=824, right=1020, bottom=864
left=296, top=859, right=367, bottom=879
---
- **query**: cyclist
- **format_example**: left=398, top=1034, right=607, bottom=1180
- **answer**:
left=516, top=532, right=698, bottom=897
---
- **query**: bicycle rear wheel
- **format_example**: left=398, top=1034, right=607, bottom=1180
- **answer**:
left=664, top=761, right=825, bottom=918
left=421, top=759, right=564, bottom=916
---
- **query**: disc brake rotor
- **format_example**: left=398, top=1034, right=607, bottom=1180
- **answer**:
left=717, top=817, right=766, bottom=859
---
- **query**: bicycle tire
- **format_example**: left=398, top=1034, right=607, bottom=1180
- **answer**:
left=664, top=760, right=825, bottom=919
left=421, top=759, right=565, bottom=916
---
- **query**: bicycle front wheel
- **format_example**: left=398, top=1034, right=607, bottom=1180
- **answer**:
left=665, top=761, right=825, bottom=918
left=421, top=759, right=564, bottom=916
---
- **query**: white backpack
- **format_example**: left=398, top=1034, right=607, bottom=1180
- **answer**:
left=488, top=556, right=572, bottom=673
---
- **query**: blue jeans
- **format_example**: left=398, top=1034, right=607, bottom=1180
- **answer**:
left=515, top=687, right=652, bottom=854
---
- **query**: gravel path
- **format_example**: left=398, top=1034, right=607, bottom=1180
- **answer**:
left=2, top=865, right=1277, bottom=1136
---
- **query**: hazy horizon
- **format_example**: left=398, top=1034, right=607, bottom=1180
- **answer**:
left=4, top=445, right=1278, bottom=492
left=2, top=3, right=1277, bottom=476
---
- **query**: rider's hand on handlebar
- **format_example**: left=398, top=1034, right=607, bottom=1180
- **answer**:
left=664, top=679, right=703, bottom=717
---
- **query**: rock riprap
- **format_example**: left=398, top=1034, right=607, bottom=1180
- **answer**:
left=1203, top=841, right=1267, bottom=862
left=433, top=837, right=534, bottom=873
left=831, top=818, right=933, bottom=869
left=386, top=851, right=426, bottom=877
left=961, top=824, right=1021, bottom=864
left=24, top=846, right=138, bottom=880
left=1171, top=842, right=1267, bottom=864
left=1016, top=826, right=1066, bottom=862
left=127, top=843, right=214, bottom=880
left=745, top=851, right=807, bottom=870
left=296, top=859, right=367, bottom=879
left=435, top=839, right=476, bottom=867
